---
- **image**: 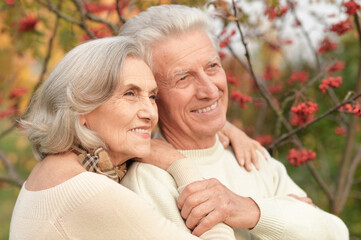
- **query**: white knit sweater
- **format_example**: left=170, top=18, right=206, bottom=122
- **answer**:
left=10, top=162, right=235, bottom=240
left=121, top=136, right=349, bottom=240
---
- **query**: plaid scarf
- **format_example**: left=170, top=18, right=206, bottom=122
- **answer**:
left=72, top=145, right=127, bottom=183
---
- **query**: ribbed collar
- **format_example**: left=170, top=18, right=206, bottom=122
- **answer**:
left=154, top=130, right=224, bottom=164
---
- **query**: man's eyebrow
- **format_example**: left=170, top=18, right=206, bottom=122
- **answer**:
left=173, top=69, right=190, bottom=78
left=207, top=56, right=220, bottom=65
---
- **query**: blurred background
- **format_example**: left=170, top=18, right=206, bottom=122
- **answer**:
left=1, top=0, right=361, bottom=239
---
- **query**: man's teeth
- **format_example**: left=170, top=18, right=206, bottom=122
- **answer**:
left=196, top=102, right=217, bottom=113
left=131, top=128, right=149, bottom=133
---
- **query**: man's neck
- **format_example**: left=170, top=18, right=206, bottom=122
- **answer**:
left=159, top=126, right=216, bottom=150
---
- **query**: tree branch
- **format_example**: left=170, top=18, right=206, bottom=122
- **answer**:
left=0, top=150, right=24, bottom=187
left=269, top=92, right=361, bottom=149
left=287, top=0, right=321, bottom=71
left=231, top=0, right=331, bottom=199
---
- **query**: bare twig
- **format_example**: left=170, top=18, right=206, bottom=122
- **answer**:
left=72, top=0, right=97, bottom=39
left=337, top=145, right=361, bottom=212
left=287, top=0, right=321, bottom=71
left=0, top=150, right=24, bottom=187
left=85, top=13, right=118, bottom=34
left=116, top=0, right=126, bottom=24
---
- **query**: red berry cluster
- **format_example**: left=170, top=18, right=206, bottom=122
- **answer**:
left=219, top=51, right=226, bottom=60
left=319, top=76, right=343, bottom=93
left=253, top=134, right=274, bottom=146
left=290, top=101, right=319, bottom=126
left=287, top=148, right=316, bottom=166
left=339, top=104, right=361, bottom=117
left=230, top=90, right=252, bottom=109
left=18, top=16, right=39, bottom=33
left=219, top=29, right=236, bottom=48
left=328, top=61, right=345, bottom=73
left=82, top=25, right=112, bottom=41
left=329, top=19, right=353, bottom=36
left=5, top=0, right=15, bottom=5
left=226, top=70, right=239, bottom=85
left=0, top=107, right=17, bottom=120
left=9, top=87, right=28, bottom=99
left=267, top=82, right=284, bottom=94
left=265, top=5, right=289, bottom=20
left=83, top=2, right=116, bottom=13
left=263, top=65, right=281, bottom=81
left=317, top=38, right=338, bottom=53
left=287, top=71, right=309, bottom=85
left=335, top=126, right=347, bottom=136
left=343, top=1, right=361, bottom=15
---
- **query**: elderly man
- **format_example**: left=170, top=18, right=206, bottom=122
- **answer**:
left=119, top=4, right=349, bottom=240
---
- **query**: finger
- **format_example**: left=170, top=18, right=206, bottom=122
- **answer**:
left=185, top=199, right=215, bottom=230
left=218, top=132, right=230, bottom=148
left=180, top=189, right=210, bottom=220
left=254, top=142, right=268, bottom=160
left=244, top=151, right=252, bottom=172
left=288, top=194, right=299, bottom=199
left=234, top=148, right=245, bottom=166
left=250, top=148, right=260, bottom=170
left=300, top=197, right=313, bottom=205
left=178, top=180, right=212, bottom=209
left=192, top=211, right=222, bottom=237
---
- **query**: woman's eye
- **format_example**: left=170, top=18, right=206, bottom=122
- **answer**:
left=124, top=91, right=135, bottom=96
left=150, top=94, right=159, bottom=100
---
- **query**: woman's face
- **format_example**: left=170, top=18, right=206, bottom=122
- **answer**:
left=81, top=57, right=158, bottom=165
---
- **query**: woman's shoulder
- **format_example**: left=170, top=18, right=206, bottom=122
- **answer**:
left=25, top=152, right=86, bottom=191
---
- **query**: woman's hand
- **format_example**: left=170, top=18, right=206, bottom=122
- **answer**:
left=218, top=121, right=268, bottom=171
left=135, top=139, right=185, bottom=170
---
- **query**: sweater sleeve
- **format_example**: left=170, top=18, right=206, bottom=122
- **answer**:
left=121, top=159, right=236, bottom=240
left=249, top=151, right=349, bottom=240
left=60, top=181, right=203, bottom=240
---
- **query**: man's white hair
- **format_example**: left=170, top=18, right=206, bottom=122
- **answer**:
left=119, top=4, right=219, bottom=70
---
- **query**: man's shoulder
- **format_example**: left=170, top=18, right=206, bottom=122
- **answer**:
left=121, top=162, right=177, bottom=192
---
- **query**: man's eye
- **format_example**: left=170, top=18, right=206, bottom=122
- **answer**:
left=179, top=76, right=187, bottom=81
left=210, top=63, right=218, bottom=68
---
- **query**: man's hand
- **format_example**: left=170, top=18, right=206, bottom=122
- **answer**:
left=177, top=178, right=260, bottom=236
left=135, top=139, right=185, bottom=170
left=218, top=121, right=268, bottom=171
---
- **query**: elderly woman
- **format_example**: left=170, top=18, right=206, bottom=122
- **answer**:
left=9, top=36, right=241, bottom=240
left=9, top=34, right=265, bottom=239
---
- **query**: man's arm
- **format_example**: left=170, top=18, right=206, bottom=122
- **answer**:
left=121, top=158, right=236, bottom=240
left=178, top=153, right=349, bottom=240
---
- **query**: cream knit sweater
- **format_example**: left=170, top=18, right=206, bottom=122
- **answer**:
left=121, top=136, right=349, bottom=240
left=10, top=161, right=235, bottom=240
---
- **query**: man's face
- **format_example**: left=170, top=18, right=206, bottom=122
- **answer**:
left=152, top=29, right=228, bottom=149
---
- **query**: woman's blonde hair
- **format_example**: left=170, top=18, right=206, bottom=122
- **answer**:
left=21, top=36, right=143, bottom=160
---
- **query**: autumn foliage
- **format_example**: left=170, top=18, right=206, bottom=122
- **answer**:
left=1, top=0, right=361, bottom=238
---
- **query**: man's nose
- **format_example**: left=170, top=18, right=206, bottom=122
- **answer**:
left=195, top=72, right=219, bottom=99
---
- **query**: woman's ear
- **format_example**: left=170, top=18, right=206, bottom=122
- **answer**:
left=79, top=115, right=87, bottom=126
